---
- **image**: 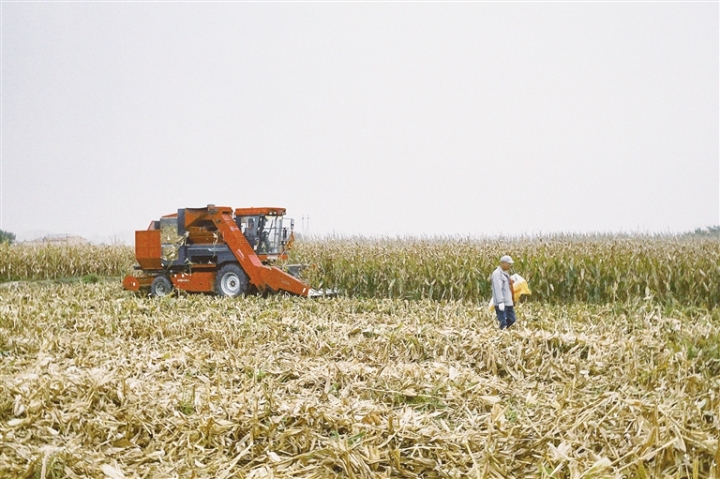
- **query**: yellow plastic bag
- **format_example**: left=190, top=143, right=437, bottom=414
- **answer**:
left=488, top=273, right=531, bottom=310
left=511, top=273, right=532, bottom=302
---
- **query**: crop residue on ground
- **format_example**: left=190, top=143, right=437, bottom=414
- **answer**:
left=1, top=282, right=718, bottom=478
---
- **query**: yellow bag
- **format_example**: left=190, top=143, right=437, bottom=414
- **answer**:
left=488, top=273, right=531, bottom=310
left=511, top=274, right=532, bottom=302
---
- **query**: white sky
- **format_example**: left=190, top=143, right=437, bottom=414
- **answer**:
left=2, top=1, right=718, bottom=243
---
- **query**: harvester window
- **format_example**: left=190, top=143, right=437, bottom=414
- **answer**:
left=260, top=215, right=285, bottom=255
left=238, top=215, right=261, bottom=250
left=236, top=214, right=288, bottom=255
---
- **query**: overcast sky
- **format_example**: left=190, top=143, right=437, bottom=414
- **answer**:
left=2, top=1, right=718, bottom=243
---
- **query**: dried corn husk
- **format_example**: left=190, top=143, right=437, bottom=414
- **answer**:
left=0, top=282, right=717, bottom=478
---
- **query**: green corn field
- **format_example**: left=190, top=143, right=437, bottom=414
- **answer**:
left=293, top=235, right=720, bottom=307
left=0, top=243, right=135, bottom=282
left=2, top=235, right=719, bottom=306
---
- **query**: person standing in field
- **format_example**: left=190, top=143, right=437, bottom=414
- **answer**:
left=492, top=255, right=516, bottom=330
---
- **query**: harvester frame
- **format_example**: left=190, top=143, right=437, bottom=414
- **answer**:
left=122, top=205, right=310, bottom=297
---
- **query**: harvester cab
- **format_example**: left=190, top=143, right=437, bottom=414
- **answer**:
left=122, top=205, right=310, bottom=298
left=235, top=208, right=294, bottom=257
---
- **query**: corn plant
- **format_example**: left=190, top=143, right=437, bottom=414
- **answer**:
left=291, top=235, right=720, bottom=307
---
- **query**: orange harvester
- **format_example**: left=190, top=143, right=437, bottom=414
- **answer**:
left=122, top=205, right=310, bottom=297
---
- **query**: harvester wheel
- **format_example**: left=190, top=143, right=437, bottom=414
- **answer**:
left=215, top=264, right=248, bottom=297
left=150, top=276, right=173, bottom=297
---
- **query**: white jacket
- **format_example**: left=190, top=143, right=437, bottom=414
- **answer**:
left=491, top=266, right=513, bottom=307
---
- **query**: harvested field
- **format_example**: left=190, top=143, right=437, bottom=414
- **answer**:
left=1, top=282, right=718, bottom=478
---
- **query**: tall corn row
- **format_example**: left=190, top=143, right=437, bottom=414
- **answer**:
left=293, top=235, right=720, bottom=307
left=0, top=244, right=135, bottom=281
left=3, top=236, right=719, bottom=307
